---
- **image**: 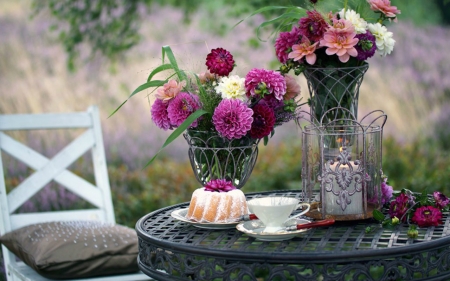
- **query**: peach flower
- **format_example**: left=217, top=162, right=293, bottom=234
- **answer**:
left=155, top=80, right=186, bottom=102
left=198, top=70, right=216, bottom=84
left=284, top=75, right=301, bottom=100
left=368, top=0, right=401, bottom=19
left=320, top=19, right=359, bottom=63
left=288, top=36, right=319, bottom=65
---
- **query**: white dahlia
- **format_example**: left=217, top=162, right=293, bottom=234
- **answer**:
left=214, top=75, right=247, bottom=100
left=367, top=23, right=395, bottom=56
left=338, top=9, right=367, bottom=34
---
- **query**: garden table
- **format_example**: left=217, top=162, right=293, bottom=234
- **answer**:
left=136, top=190, right=450, bottom=281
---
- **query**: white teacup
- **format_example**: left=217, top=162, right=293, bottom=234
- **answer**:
left=247, top=197, right=310, bottom=233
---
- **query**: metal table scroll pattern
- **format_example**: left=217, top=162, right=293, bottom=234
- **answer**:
left=299, top=107, right=387, bottom=220
left=136, top=191, right=450, bottom=281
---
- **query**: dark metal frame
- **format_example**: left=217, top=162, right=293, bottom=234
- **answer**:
left=136, top=190, right=450, bottom=281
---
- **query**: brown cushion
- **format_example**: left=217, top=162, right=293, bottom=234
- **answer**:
left=0, top=221, right=140, bottom=279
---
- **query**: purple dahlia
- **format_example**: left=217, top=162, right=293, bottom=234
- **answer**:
left=355, top=31, right=377, bottom=61
left=298, top=10, right=329, bottom=42
left=433, top=191, right=449, bottom=209
left=274, top=26, right=302, bottom=64
left=205, top=48, right=235, bottom=76
left=388, top=193, right=410, bottom=222
left=250, top=104, right=276, bottom=139
left=167, top=92, right=201, bottom=127
left=212, top=99, right=253, bottom=140
left=245, top=68, right=287, bottom=101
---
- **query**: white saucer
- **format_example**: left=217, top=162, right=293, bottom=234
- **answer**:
left=236, top=218, right=311, bottom=241
left=171, top=208, right=240, bottom=229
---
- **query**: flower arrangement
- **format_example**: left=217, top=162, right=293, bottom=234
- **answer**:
left=113, top=46, right=302, bottom=165
left=373, top=179, right=449, bottom=237
left=264, top=0, right=401, bottom=74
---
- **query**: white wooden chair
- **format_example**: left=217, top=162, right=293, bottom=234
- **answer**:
left=0, top=106, right=152, bottom=281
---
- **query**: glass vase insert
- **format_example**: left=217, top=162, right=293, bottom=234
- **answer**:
left=304, top=63, right=369, bottom=124
left=184, top=130, right=259, bottom=189
left=299, top=109, right=387, bottom=221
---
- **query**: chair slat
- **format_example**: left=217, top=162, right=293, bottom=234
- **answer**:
left=0, top=133, right=103, bottom=208
left=7, top=130, right=95, bottom=213
left=9, top=210, right=107, bottom=230
left=0, top=112, right=92, bottom=130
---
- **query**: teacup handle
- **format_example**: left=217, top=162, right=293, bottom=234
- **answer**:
left=289, top=203, right=310, bottom=219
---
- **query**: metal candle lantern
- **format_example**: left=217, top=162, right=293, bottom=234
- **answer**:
left=299, top=108, right=387, bottom=221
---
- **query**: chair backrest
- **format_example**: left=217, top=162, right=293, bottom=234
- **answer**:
left=0, top=106, right=116, bottom=274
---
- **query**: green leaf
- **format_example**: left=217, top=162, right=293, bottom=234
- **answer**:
left=143, top=109, right=209, bottom=168
left=130, top=80, right=167, bottom=98
left=147, top=63, right=173, bottom=82
left=108, top=80, right=166, bottom=118
left=162, top=45, right=187, bottom=82
left=373, top=209, right=385, bottom=222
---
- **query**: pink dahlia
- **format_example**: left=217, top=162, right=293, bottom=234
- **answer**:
left=212, top=99, right=253, bottom=140
left=155, top=79, right=185, bottom=102
left=368, top=0, right=401, bottom=19
left=250, top=104, right=276, bottom=139
left=388, top=193, right=410, bottom=222
left=151, top=99, right=173, bottom=130
left=433, top=191, right=450, bottom=209
left=288, top=36, right=319, bottom=65
left=167, top=92, right=201, bottom=127
left=298, top=10, right=329, bottom=42
left=205, top=48, right=235, bottom=76
left=274, top=26, right=302, bottom=64
left=354, top=31, right=377, bottom=60
left=411, top=206, right=442, bottom=228
left=245, top=68, right=287, bottom=101
left=204, top=179, right=236, bottom=192
left=320, top=19, right=359, bottom=63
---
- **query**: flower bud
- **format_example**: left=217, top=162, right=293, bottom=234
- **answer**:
left=407, top=225, right=418, bottom=239
left=391, top=216, right=399, bottom=225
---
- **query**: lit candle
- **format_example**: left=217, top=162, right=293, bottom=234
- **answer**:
left=324, top=158, right=363, bottom=216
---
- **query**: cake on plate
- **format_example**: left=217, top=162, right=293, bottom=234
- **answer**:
left=186, top=179, right=248, bottom=223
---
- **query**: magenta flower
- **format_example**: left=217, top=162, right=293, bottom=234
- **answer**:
left=355, top=31, right=377, bottom=60
left=381, top=179, right=394, bottom=205
left=388, top=193, right=410, bottom=222
left=298, top=10, right=329, bottom=42
left=288, top=36, right=319, bottom=65
left=368, top=0, right=401, bottom=19
left=204, top=179, right=236, bottom=192
left=411, top=206, right=442, bottom=228
left=274, top=26, right=302, bottom=64
left=151, top=99, right=173, bottom=130
left=245, top=68, right=287, bottom=101
left=167, top=92, right=201, bottom=127
left=212, top=99, right=253, bottom=139
left=205, top=48, right=235, bottom=76
left=249, top=104, right=276, bottom=139
left=433, top=191, right=450, bottom=209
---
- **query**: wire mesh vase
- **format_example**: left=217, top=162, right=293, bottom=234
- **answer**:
left=304, top=63, right=369, bottom=124
left=183, top=130, right=259, bottom=189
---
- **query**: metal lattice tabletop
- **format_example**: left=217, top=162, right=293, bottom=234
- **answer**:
left=136, top=190, right=450, bottom=281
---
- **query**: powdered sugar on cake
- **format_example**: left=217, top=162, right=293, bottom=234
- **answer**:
left=186, top=185, right=249, bottom=223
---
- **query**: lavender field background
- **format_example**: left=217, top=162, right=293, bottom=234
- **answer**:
left=1, top=0, right=450, bottom=279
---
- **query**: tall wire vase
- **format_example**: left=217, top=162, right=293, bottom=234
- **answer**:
left=304, top=63, right=369, bottom=125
